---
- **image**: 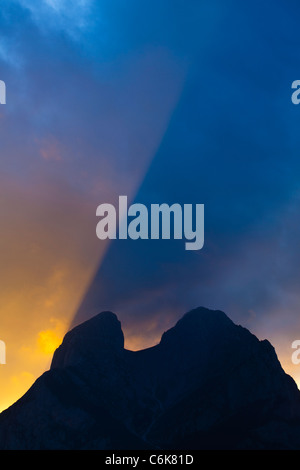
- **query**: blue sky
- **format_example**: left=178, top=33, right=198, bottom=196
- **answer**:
left=72, top=1, right=300, bottom=331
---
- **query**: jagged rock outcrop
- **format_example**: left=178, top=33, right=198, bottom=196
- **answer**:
left=0, top=307, right=300, bottom=449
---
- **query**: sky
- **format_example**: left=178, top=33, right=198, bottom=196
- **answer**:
left=1, top=0, right=300, bottom=411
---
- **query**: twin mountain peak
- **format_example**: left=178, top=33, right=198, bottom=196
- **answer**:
left=1, top=307, right=300, bottom=450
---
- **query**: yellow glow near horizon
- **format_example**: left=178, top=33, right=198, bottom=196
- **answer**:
left=37, top=320, right=64, bottom=356
left=0, top=177, right=107, bottom=413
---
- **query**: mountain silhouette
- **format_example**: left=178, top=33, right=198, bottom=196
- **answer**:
left=1, top=307, right=300, bottom=449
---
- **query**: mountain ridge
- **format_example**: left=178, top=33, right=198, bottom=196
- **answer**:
left=1, top=306, right=300, bottom=450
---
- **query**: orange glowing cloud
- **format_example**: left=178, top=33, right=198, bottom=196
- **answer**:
left=37, top=318, right=65, bottom=356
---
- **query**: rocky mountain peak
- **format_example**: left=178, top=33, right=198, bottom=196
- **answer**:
left=1, top=306, right=300, bottom=450
left=51, top=311, right=124, bottom=369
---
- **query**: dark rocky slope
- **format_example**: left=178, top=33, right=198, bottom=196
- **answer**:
left=0, top=307, right=300, bottom=449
